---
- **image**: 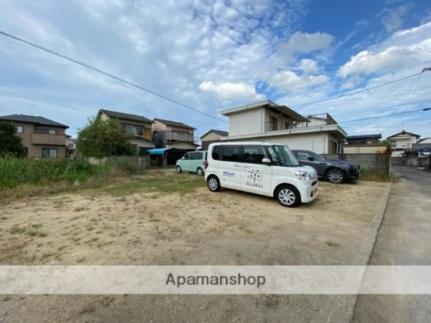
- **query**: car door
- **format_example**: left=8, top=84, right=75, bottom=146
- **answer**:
left=219, top=145, right=242, bottom=189
left=181, top=152, right=192, bottom=171
left=190, top=152, right=202, bottom=172
left=296, top=151, right=325, bottom=177
left=240, top=145, right=272, bottom=196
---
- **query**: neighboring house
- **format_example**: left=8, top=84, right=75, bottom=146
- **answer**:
left=97, top=109, right=154, bottom=154
left=152, top=118, right=198, bottom=150
left=66, top=136, right=77, bottom=158
left=387, top=130, right=420, bottom=157
left=346, top=134, right=382, bottom=145
left=200, top=129, right=228, bottom=150
left=412, top=137, right=431, bottom=156
left=221, top=100, right=346, bottom=154
left=0, top=114, right=68, bottom=158
left=344, top=134, right=387, bottom=154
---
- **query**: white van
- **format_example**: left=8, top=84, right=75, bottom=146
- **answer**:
left=204, top=142, right=318, bottom=207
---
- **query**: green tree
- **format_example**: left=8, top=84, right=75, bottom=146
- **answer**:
left=76, top=118, right=137, bottom=158
left=380, top=139, right=392, bottom=153
left=0, top=122, right=26, bottom=157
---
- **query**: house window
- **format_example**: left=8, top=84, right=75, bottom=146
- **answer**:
left=42, top=148, right=57, bottom=158
left=37, top=127, right=57, bottom=134
left=123, top=124, right=144, bottom=136
left=270, top=116, right=278, bottom=131
left=16, top=126, right=23, bottom=134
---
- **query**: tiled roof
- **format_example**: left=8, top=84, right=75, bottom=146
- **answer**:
left=153, top=118, right=195, bottom=129
left=99, top=109, right=151, bottom=123
left=0, top=114, right=68, bottom=128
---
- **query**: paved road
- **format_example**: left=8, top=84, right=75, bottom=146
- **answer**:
left=352, top=166, right=431, bottom=323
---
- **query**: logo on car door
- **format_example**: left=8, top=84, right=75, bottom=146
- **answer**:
left=246, top=169, right=263, bottom=188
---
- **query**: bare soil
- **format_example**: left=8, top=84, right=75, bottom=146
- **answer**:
left=0, top=174, right=389, bottom=322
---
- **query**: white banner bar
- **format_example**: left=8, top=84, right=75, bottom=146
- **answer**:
left=1, top=266, right=431, bottom=294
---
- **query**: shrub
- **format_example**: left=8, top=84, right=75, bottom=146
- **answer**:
left=76, top=118, right=137, bottom=158
left=0, top=158, right=106, bottom=188
left=0, top=122, right=26, bottom=157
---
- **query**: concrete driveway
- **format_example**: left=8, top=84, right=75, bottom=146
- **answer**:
left=353, top=166, right=431, bottom=323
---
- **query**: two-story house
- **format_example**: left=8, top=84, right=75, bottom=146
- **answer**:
left=152, top=118, right=197, bottom=150
left=387, top=130, right=420, bottom=157
left=200, top=129, right=228, bottom=150
left=97, top=109, right=155, bottom=154
left=0, top=114, right=68, bottom=158
left=221, top=100, right=346, bottom=154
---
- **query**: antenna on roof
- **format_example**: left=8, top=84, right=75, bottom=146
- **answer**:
left=28, top=104, right=34, bottom=115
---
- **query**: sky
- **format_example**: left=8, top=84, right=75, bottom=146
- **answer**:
left=0, top=0, right=430, bottom=140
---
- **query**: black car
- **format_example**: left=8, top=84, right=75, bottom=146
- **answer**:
left=291, top=150, right=360, bottom=183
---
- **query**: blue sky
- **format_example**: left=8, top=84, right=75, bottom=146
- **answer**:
left=0, top=0, right=430, bottom=139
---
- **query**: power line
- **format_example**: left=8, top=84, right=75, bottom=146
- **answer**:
left=0, top=30, right=227, bottom=123
left=296, top=72, right=424, bottom=108
left=339, top=106, right=431, bottom=124
left=330, top=98, right=431, bottom=120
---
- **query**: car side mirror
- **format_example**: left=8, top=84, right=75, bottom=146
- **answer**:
left=262, top=157, right=272, bottom=165
left=307, top=157, right=314, bottom=161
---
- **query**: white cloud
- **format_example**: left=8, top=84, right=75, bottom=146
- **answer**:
left=199, top=81, right=263, bottom=101
left=298, top=59, right=319, bottom=74
left=280, top=31, right=334, bottom=56
left=271, top=70, right=329, bottom=92
left=337, top=22, right=431, bottom=78
left=380, top=3, right=413, bottom=32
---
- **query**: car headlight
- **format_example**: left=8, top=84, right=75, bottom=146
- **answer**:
left=295, top=171, right=312, bottom=180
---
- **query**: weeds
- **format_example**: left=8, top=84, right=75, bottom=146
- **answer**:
left=360, top=169, right=392, bottom=182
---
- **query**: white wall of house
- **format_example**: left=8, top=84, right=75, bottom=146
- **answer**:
left=388, top=135, right=418, bottom=149
left=228, top=108, right=264, bottom=136
left=259, top=133, right=329, bottom=153
left=201, top=132, right=224, bottom=141
left=226, top=132, right=344, bottom=154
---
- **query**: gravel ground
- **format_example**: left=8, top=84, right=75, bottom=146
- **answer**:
left=0, top=175, right=390, bottom=322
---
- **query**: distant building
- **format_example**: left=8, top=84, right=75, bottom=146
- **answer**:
left=387, top=130, right=420, bottom=157
left=221, top=100, right=346, bottom=154
left=152, top=118, right=197, bottom=150
left=344, top=134, right=387, bottom=154
left=200, top=129, right=228, bottom=150
left=66, top=136, right=77, bottom=158
left=346, top=134, right=382, bottom=145
left=0, top=114, right=68, bottom=158
left=97, top=109, right=155, bottom=154
left=412, top=137, right=431, bottom=156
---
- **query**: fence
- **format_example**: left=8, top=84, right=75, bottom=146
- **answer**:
left=322, top=153, right=391, bottom=176
left=392, top=155, right=431, bottom=168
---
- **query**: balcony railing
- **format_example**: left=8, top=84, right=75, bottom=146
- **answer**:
left=165, top=130, right=194, bottom=142
left=32, top=133, right=66, bottom=146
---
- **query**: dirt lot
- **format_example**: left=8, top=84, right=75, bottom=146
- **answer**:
left=0, top=173, right=390, bottom=322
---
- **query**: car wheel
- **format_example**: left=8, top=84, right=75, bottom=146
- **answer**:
left=275, top=185, right=301, bottom=207
left=176, top=166, right=182, bottom=173
left=326, top=168, right=345, bottom=183
left=196, top=167, right=204, bottom=176
left=207, top=176, right=221, bottom=192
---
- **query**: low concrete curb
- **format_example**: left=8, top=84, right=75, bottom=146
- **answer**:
left=325, top=181, right=394, bottom=323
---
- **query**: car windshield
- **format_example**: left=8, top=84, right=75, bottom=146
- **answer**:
left=309, top=151, right=326, bottom=161
left=268, top=145, right=300, bottom=167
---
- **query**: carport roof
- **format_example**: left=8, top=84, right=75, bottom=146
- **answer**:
left=147, top=148, right=172, bottom=155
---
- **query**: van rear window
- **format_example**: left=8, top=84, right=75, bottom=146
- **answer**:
left=212, top=146, right=221, bottom=160
left=212, top=145, right=241, bottom=161
left=222, top=146, right=241, bottom=161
